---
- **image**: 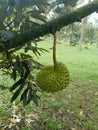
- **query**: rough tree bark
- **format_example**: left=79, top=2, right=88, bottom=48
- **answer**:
left=0, top=0, right=98, bottom=52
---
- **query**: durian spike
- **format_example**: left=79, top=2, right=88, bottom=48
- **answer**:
left=53, top=31, right=57, bottom=66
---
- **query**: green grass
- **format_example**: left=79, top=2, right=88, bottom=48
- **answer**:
left=35, top=39, right=98, bottom=82
left=0, top=39, right=98, bottom=130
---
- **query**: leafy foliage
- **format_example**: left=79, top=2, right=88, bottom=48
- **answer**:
left=0, top=42, right=45, bottom=106
left=56, top=0, right=79, bottom=6
left=0, top=0, right=51, bottom=105
left=52, top=0, right=79, bottom=16
left=0, top=0, right=50, bottom=33
left=0, top=0, right=95, bottom=106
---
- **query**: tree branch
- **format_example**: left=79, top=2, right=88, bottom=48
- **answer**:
left=0, top=0, right=98, bottom=52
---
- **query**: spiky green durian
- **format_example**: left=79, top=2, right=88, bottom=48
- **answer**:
left=36, top=62, right=70, bottom=92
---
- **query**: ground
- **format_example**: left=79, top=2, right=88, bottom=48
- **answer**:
left=0, top=39, right=98, bottom=130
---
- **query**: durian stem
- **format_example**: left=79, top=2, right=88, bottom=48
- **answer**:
left=53, top=31, right=57, bottom=66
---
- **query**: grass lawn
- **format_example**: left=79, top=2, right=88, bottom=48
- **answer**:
left=0, top=39, right=98, bottom=130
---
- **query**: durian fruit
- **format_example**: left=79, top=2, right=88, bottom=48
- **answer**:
left=36, top=62, right=70, bottom=92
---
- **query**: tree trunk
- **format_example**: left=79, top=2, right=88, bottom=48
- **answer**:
left=79, top=18, right=87, bottom=51
left=79, top=0, right=92, bottom=51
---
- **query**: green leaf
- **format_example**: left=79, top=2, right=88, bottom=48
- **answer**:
left=12, top=68, right=16, bottom=80
left=10, top=79, right=23, bottom=91
left=11, top=81, right=25, bottom=103
left=20, top=87, right=29, bottom=106
left=20, top=87, right=29, bottom=101
left=26, top=87, right=33, bottom=105
left=32, top=91, right=39, bottom=106
left=19, top=61, right=25, bottom=77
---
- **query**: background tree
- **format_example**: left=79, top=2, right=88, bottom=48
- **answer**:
left=50, top=0, right=79, bottom=42
left=79, top=0, right=91, bottom=51
left=84, top=23, right=96, bottom=44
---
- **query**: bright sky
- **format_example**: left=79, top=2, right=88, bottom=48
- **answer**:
left=89, top=12, right=98, bottom=25
left=49, top=0, right=98, bottom=25
left=86, top=0, right=98, bottom=25
left=79, top=0, right=98, bottom=25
